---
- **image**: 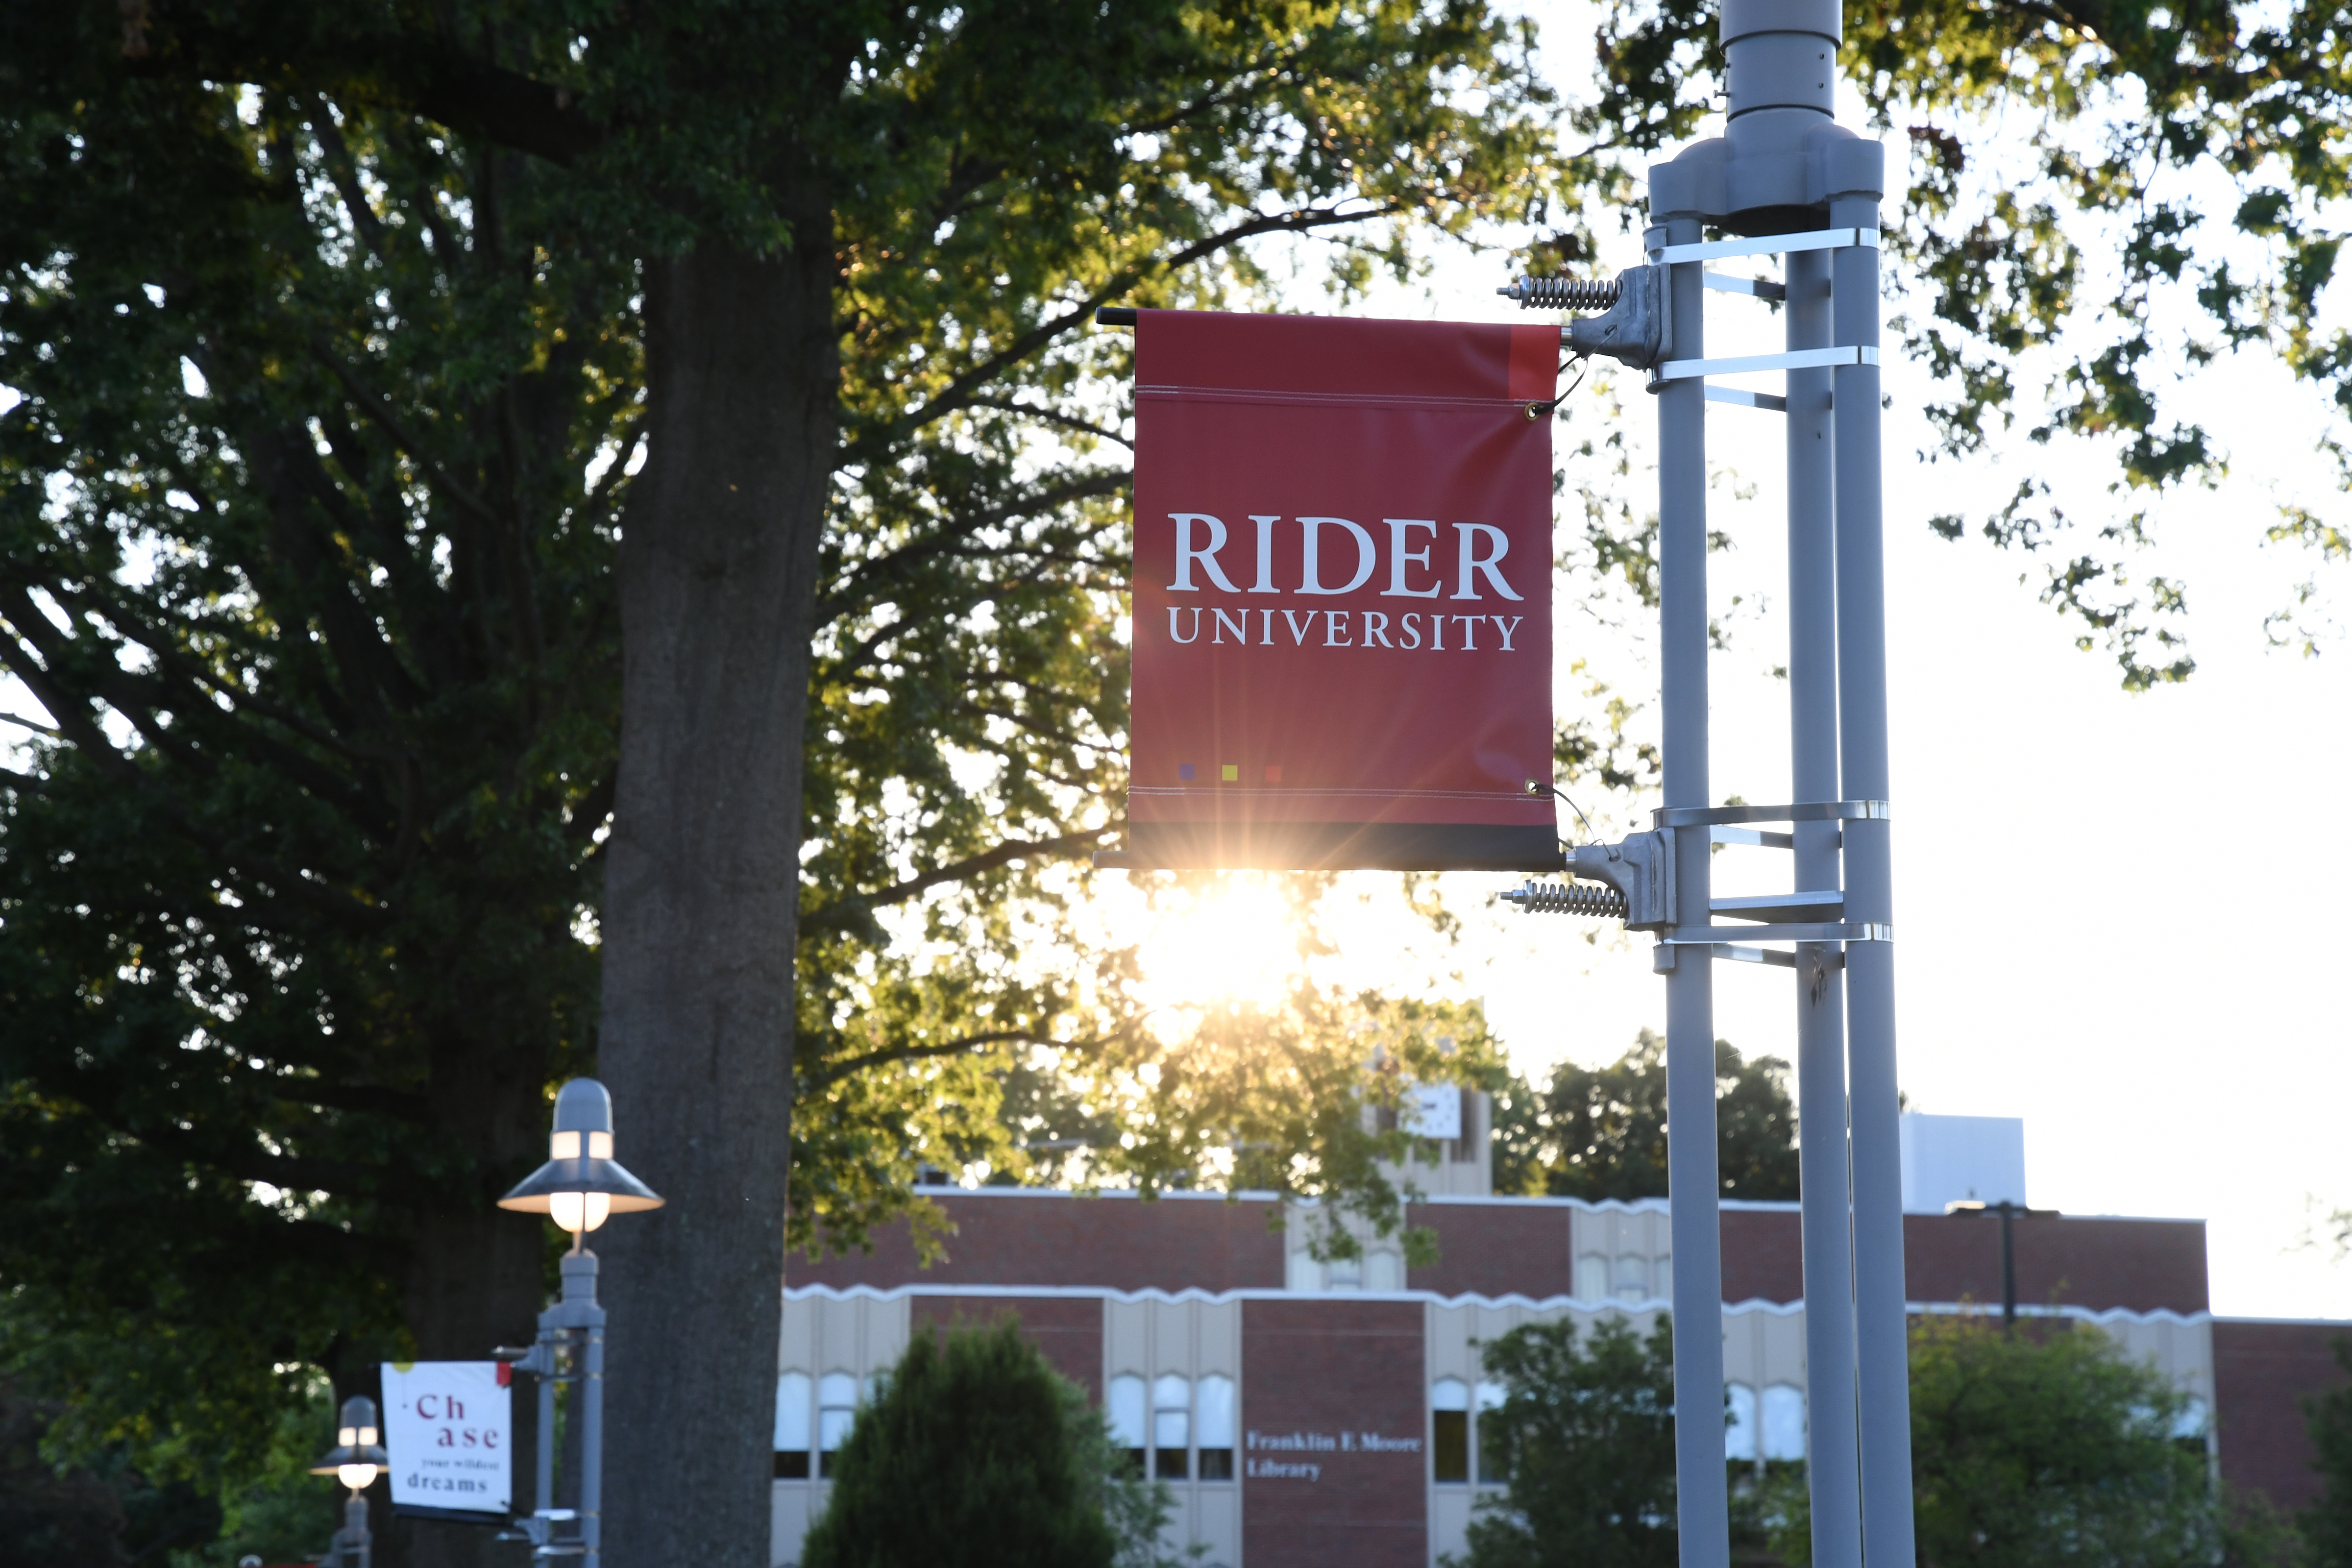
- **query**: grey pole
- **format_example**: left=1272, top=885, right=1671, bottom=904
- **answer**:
left=341, top=1493, right=371, bottom=1568
left=536, top=1343, right=558, bottom=1525
left=1830, top=173, right=1915, bottom=1563
left=1784, top=241, right=1864, bottom=1568
left=1654, top=208, right=1732, bottom=1568
left=558, top=1250, right=608, bottom=1568
left=572, top=1252, right=607, bottom=1568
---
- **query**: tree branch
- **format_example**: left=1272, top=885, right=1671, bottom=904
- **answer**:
left=799, top=828, right=1113, bottom=936
left=803, top=1027, right=1116, bottom=1088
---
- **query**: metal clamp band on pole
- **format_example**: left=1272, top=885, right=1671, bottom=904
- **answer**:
left=1652, top=799, right=1889, bottom=828
left=1647, top=226, right=1881, bottom=266
left=1663, top=921, right=1892, bottom=944
left=1706, top=386, right=1787, bottom=412
left=1697, top=943, right=1851, bottom=970
left=1653, top=345, right=1878, bottom=382
left=1705, top=273, right=1787, bottom=299
left=1665, top=921, right=1890, bottom=944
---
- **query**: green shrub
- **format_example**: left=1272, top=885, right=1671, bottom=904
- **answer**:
left=801, top=1319, right=1150, bottom=1568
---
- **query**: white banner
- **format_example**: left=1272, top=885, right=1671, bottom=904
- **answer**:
left=381, top=1361, right=511, bottom=1515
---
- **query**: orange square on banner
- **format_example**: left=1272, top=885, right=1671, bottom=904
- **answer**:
left=1264, top=766, right=1282, bottom=783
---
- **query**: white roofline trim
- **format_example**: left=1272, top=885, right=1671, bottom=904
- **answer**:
left=899, top=1187, right=2203, bottom=1225
left=782, top=1281, right=2212, bottom=1327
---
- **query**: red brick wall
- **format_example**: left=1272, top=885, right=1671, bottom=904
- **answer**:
left=909, top=1294, right=1105, bottom=1404
left=789, top=1192, right=1287, bottom=1293
left=2214, top=1319, right=2352, bottom=1511
left=1405, top=1203, right=1572, bottom=1298
left=1723, top=1208, right=1806, bottom=1303
left=1242, top=1298, right=1427, bottom=1568
left=793, top=1193, right=2204, bottom=1315
left=1901, top=1212, right=2208, bottom=1314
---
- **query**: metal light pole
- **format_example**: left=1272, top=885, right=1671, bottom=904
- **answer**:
left=1949, top=1200, right=2059, bottom=1333
left=309, top=1395, right=388, bottom=1568
left=1498, top=0, right=1910, bottom=1561
left=495, top=1078, right=665, bottom=1568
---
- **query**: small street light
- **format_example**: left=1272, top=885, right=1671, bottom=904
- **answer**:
left=1947, top=1199, right=2060, bottom=1334
left=494, top=1079, right=663, bottom=1568
left=309, top=1395, right=389, bottom=1568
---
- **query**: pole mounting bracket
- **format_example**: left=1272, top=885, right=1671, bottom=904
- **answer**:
left=1645, top=226, right=1881, bottom=266
left=1653, top=799, right=1888, bottom=828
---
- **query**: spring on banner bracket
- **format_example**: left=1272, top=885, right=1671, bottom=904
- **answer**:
left=1497, top=276, right=1622, bottom=310
left=1499, top=879, right=1628, bottom=920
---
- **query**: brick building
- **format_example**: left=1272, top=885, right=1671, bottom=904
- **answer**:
left=772, top=1111, right=2347, bottom=1566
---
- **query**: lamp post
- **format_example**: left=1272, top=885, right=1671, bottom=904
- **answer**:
left=309, top=1395, right=389, bottom=1568
left=1948, top=1199, right=2059, bottom=1333
left=494, top=1078, right=662, bottom=1568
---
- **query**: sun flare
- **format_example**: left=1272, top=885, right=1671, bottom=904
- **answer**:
left=1133, top=878, right=1301, bottom=1015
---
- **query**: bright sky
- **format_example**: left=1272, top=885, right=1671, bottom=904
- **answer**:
left=1274, top=0, right=2352, bottom=1321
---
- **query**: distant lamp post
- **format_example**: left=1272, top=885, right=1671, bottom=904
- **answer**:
left=1947, top=1199, right=2059, bottom=1334
left=494, top=1079, right=663, bottom=1568
left=309, top=1395, right=389, bottom=1568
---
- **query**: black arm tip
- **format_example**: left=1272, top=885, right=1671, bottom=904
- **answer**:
left=1095, top=307, right=1138, bottom=327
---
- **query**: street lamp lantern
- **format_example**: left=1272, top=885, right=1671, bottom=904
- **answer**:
left=309, top=1395, right=388, bottom=1568
left=491, top=1078, right=662, bottom=1568
left=496, top=1078, right=663, bottom=1244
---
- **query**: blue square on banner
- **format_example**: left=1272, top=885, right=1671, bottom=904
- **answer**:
left=1178, top=763, right=1196, bottom=781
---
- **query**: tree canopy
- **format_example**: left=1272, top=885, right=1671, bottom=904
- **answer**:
left=1453, top=1313, right=1680, bottom=1568
left=1764, top=1318, right=2240, bottom=1567
left=1591, top=0, right=2352, bottom=685
left=1493, top=1031, right=1801, bottom=1201
left=0, top=0, right=1566, bottom=1556
left=2301, top=1336, right=2352, bottom=1563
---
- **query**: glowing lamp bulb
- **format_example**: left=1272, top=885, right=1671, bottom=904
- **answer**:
left=548, top=1192, right=611, bottom=1234
left=338, top=1462, right=379, bottom=1491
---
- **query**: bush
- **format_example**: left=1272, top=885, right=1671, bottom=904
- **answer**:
left=1450, top=1313, right=1679, bottom=1568
left=1765, top=1318, right=2251, bottom=1568
left=801, top=1318, right=1185, bottom=1568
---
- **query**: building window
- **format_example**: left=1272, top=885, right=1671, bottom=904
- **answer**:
left=1575, top=1253, right=1611, bottom=1302
left=1473, top=1380, right=1506, bottom=1485
left=774, top=1372, right=812, bottom=1479
left=1725, top=1382, right=1759, bottom=1463
left=818, top=1372, right=860, bottom=1478
left=2172, top=1396, right=2210, bottom=1451
left=1197, top=1374, right=1236, bottom=1481
left=1761, top=1383, right=1806, bottom=1462
left=1614, top=1256, right=1651, bottom=1301
left=1432, top=1377, right=1470, bottom=1483
left=1153, top=1374, right=1191, bottom=1480
left=1326, top=1253, right=1363, bottom=1289
left=1109, top=1374, right=1147, bottom=1476
left=1446, top=1094, right=1483, bottom=1164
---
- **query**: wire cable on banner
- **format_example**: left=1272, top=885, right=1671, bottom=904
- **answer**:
left=1524, top=779, right=1598, bottom=841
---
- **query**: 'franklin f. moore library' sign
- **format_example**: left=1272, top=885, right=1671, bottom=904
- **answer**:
left=1243, top=1426, right=1423, bottom=1481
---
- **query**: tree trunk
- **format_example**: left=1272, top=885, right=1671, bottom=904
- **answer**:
left=593, top=165, right=836, bottom=1567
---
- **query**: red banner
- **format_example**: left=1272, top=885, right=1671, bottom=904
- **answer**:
left=1125, top=310, right=1559, bottom=870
